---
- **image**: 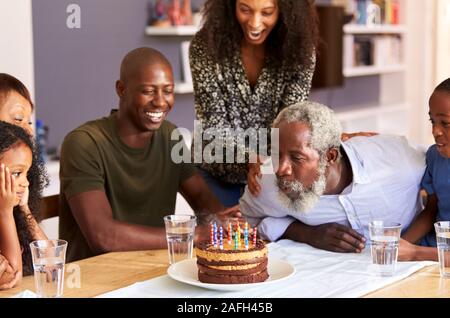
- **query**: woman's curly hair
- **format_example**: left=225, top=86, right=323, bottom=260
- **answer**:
left=198, top=0, right=319, bottom=68
left=0, top=121, right=48, bottom=275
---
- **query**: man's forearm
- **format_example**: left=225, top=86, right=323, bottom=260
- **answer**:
left=281, top=221, right=312, bottom=244
left=69, top=190, right=169, bottom=255
left=88, top=221, right=167, bottom=254
left=179, top=174, right=225, bottom=225
left=190, top=193, right=224, bottom=225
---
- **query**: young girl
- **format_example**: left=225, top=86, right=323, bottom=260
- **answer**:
left=400, top=78, right=450, bottom=261
left=0, top=121, right=48, bottom=290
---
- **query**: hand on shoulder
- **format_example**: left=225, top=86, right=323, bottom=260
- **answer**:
left=341, top=131, right=378, bottom=142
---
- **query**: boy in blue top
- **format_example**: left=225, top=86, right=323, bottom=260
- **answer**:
left=400, top=78, right=450, bottom=261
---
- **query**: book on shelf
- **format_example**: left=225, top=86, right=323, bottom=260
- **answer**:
left=373, top=35, right=402, bottom=66
left=343, top=34, right=355, bottom=69
left=344, top=34, right=401, bottom=68
left=353, top=36, right=374, bottom=66
left=180, top=41, right=192, bottom=83
left=348, top=0, right=400, bottom=25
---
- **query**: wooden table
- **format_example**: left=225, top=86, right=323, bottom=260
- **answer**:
left=0, top=249, right=447, bottom=298
left=0, top=250, right=169, bottom=298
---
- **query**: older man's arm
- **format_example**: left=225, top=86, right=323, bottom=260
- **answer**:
left=240, top=180, right=297, bottom=241
left=282, top=221, right=366, bottom=253
left=241, top=170, right=366, bottom=250
left=248, top=216, right=296, bottom=241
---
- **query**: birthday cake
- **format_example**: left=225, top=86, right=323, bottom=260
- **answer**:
left=195, top=225, right=269, bottom=284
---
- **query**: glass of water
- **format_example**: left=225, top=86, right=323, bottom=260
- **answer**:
left=368, top=221, right=402, bottom=276
left=164, top=215, right=196, bottom=264
left=29, top=239, right=67, bottom=297
left=435, top=221, right=450, bottom=278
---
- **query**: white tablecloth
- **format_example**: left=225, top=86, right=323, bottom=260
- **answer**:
left=98, top=240, right=435, bottom=298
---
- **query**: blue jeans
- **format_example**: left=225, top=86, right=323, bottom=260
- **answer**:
left=199, top=169, right=245, bottom=207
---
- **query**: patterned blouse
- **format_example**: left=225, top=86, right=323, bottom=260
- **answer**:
left=189, top=34, right=315, bottom=184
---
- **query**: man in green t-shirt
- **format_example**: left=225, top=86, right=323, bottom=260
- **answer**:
left=59, top=47, right=239, bottom=262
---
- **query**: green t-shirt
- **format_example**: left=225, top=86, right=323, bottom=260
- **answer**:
left=59, top=112, right=196, bottom=261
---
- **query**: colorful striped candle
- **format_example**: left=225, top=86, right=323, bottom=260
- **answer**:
left=236, top=221, right=240, bottom=246
left=219, top=226, right=223, bottom=250
left=213, top=222, right=218, bottom=248
left=234, top=230, right=238, bottom=250
left=253, top=227, right=257, bottom=246
left=210, top=222, right=214, bottom=245
left=227, top=222, right=232, bottom=245
left=244, top=222, right=249, bottom=249
left=244, top=228, right=249, bottom=250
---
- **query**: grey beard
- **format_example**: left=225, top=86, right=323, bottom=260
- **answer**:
left=276, top=159, right=327, bottom=214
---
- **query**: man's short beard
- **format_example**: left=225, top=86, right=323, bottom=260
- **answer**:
left=276, top=158, right=327, bottom=213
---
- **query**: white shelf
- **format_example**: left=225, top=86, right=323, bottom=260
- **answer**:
left=175, top=82, right=193, bottom=94
left=145, top=27, right=196, bottom=94
left=336, top=103, right=410, bottom=136
left=336, top=103, right=408, bottom=122
left=344, top=24, right=406, bottom=34
left=343, top=64, right=405, bottom=77
left=145, top=25, right=199, bottom=36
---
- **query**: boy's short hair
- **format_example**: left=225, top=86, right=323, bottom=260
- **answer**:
left=435, top=78, right=450, bottom=94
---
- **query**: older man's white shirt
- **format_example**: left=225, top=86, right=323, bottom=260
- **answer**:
left=240, top=135, right=426, bottom=241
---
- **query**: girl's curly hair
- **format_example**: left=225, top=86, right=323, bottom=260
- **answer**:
left=0, top=121, right=48, bottom=275
left=197, top=0, right=319, bottom=68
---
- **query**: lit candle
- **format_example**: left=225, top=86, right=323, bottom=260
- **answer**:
left=227, top=222, right=232, bottom=245
left=219, top=226, right=223, bottom=250
left=236, top=221, right=240, bottom=246
left=213, top=222, right=218, bottom=248
left=244, top=228, right=249, bottom=250
left=253, top=226, right=257, bottom=246
left=244, top=222, right=249, bottom=250
left=210, top=222, right=214, bottom=245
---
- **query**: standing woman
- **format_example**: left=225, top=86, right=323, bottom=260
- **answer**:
left=189, top=0, right=319, bottom=206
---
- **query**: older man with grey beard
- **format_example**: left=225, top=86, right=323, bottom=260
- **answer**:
left=240, top=101, right=426, bottom=253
